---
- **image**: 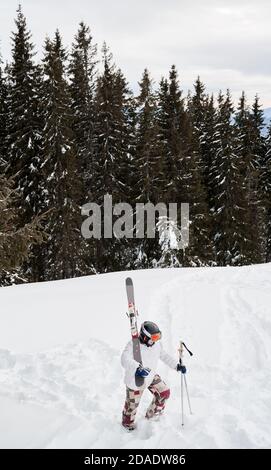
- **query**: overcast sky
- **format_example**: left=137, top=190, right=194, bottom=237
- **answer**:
left=1, top=0, right=271, bottom=107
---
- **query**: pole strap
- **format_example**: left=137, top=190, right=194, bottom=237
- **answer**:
left=182, top=342, right=193, bottom=357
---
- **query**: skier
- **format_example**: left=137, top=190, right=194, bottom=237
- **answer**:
left=121, top=320, right=186, bottom=430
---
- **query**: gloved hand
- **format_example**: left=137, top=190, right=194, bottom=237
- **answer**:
left=177, top=363, right=187, bottom=374
left=135, top=365, right=151, bottom=378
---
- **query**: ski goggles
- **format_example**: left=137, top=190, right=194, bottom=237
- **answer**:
left=149, top=332, right=161, bottom=342
left=141, top=325, right=162, bottom=343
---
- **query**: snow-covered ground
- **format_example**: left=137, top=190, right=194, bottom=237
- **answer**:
left=0, top=265, right=271, bottom=449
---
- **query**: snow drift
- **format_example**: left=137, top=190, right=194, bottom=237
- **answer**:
left=0, top=264, right=271, bottom=449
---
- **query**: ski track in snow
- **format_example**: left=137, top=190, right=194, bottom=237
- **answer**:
left=0, top=267, right=271, bottom=448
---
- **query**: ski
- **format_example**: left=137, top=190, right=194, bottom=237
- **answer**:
left=125, top=277, right=144, bottom=387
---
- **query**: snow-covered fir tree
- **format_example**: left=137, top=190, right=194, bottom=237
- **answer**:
left=187, top=78, right=216, bottom=212
left=5, top=6, right=43, bottom=224
left=40, top=31, right=89, bottom=280
left=261, top=124, right=271, bottom=261
left=69, top=22, right=97, bottom=202
left=234, top=92, right=265, bottom=263
left=133, top=69, right=162, bottom=268
left=187, top=77, right=207, bottom=173
left=134, top=69, right=160, bottom=202
left=184, top=78, right=215, bottom=266
left=154, top=67, right=188, bottom=266
left=0, top=57, right=8, bottom=172
left=249, top=96, right=266, bottom=261
left=0, top=175, right=44, bottom=285
left=210, top=91, right=250, bottom=265
left=156, top=68, right=214, bottom=266
left=156, top=66, right=186, bottom=203
left=92, top=44, right=135, bottom=272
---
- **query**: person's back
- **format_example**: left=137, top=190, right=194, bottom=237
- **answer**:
left=120, top=320, right=186, bottom=430
left=121, top=339, right=170, bottom=390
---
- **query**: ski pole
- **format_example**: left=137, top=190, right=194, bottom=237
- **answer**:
left=178, top=340, right=193, bottom=426
left=181, top=369, right=184, bottom=426
left=179, top=341, right=185, bottom=426
left=184, top=375, right=192, bottom=415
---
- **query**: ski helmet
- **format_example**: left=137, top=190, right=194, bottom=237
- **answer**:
left=139, top=321, right=162, bottom=346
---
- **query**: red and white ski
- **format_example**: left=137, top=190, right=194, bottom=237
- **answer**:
left=125, top=277, right=144, bottom=387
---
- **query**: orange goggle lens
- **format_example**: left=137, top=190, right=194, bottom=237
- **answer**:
left=151, top=332, right=161, bottom=342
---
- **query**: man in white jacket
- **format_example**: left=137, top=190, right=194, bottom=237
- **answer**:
left=121, top=321, right=186, bottom=430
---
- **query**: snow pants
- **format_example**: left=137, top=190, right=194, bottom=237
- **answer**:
left=122, top=374, right=170, bottom=428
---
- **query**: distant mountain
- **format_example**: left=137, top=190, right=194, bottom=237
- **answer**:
left=263, top=108, right=271, bottom=135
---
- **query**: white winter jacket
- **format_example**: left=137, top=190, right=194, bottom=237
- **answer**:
left=121, top=340, right=177, bottom=390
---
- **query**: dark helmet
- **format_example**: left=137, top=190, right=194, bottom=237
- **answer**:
left=139, top=321, right=162, bottom=346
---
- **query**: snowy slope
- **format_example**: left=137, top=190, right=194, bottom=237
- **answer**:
left=0, top=265, right=271, bottom=449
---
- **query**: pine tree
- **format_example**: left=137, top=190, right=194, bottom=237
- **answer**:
left=203, top=94, right=217, bottom=211
left=181, top=150, right=215, bottom=266
left=250, top=96, right=266, bottom=261
left=93, top=44, right=132, bottom=201
left=0, top=176, right=44, bottom=285
left=156, top=69, right=214, bottom=266
left=92, top=44, right=134, bottom=272
left=154, top=67, right=187, bottom=266
left=261, top=124, right=271, bottom=261
left=187, top=78, right=216, bottom=209
left=40, top=32, right=89, bottom=280
left=187, top=76, right=207, bottom=166
left=156, top=66, right=187, bottom=203
left=135, top=69, right=160, bottom=200
left=0, top=57, right=8, bottom=171
left=234, top=92, right=265, bottom=263
left=5, top=6, right=43, bottom=224
left=151, top=70, right=180, bottom=266
left=69, top=22, right=97, bottom=201
left=180, top=130, right=214, bottom=264
left=210, top=91, right=249, bottom=265
left=133, top=69, right=162, bottom=267
left=111, top=67, right=135, bottom=201
left=265, top=125, right=271, bottom=261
